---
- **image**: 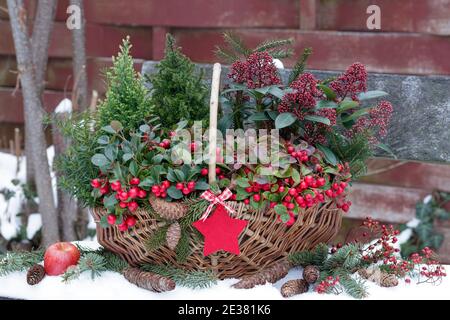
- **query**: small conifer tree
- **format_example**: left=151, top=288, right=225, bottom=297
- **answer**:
left=97, top=37, right=151, bottom=131
left=147, top=34, right=209, bottom=128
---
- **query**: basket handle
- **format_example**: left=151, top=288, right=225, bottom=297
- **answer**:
left=208, top=63, right=222, bottom=184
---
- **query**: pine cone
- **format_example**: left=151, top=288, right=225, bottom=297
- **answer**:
left=380, top=273, right=398, bottom=287
left=232, top=260, right=292, bottom=289
left=166, top=222, right=181, bottom=250
left=303, top=265, right=320, bottom=284
left=123, top=267, right=176, bottom=292
left=280, top=279, right=309, bottom=298
left=26, top=264, right=45, bottom=285
left=358, top=268, right=398, bottom=287
left=149, top=194, right=188, bottom=220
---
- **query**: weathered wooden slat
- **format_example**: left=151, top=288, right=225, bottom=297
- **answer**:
left=0, top=21, right=153, bottom=59
left=0, top=88, right=65, bottom=123
left=346, top=183, right=428, bottom=223
left=142, top=61, right=450, bottom=163
left=361, top=159, right=450, bottom=193
left=317, top=0, right=450, bottom=35
left=0, top=56, right=143, bottom=92
left=54, top=0, right=300, bottom=28
left=172, top=29, right=450, bottom=75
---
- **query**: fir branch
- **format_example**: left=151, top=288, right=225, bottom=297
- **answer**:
left=289, top=243, right=328, bottom=267
left=0, top=249, right=44, bottom=276
left=175, top=228, right=191, bottom=263
left=253, top=38, right=293, bottom=54
left=222, top=31, right=251, bottom=58
left=323, top=243, right=362, bottom=271
left=214, top=45, right=240, bottom=64
left=62, top=253, right=107, bottom=283
left=141, top=264, right=218, bottom=289
left=269, top=48, right=294, bottom=60
left=100, top=250, right=129, bottom=273
left=145, top=225, right=169, bottom=252
left=288, top=47, right=312, bottom=85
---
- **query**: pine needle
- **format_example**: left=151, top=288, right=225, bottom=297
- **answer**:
left=253, top=38, right=294, bottom=54
left=288, top=47, right=312, bottom=85
left=289, top=243, right=328, bottom=267
left=145, top=225, right=169, bottom=252
left=141, top=264, right=218, bottom=289
left=0, top=249, right=44, bottom=276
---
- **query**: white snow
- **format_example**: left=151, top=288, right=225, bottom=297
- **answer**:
left=54, top=98, right=73, bottom=114
left=272, top=59, right=284, bottom=69
left=26, top=214, right=42, bottom=239
left=0, top=147, right=54, bottom=240
left=0, top=240, right=449, bottom=300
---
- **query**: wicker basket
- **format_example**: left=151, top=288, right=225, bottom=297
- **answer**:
left=90, top=63, right=344, bottom=279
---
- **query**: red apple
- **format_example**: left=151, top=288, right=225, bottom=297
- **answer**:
left=44, top=242, right=80, bottom=276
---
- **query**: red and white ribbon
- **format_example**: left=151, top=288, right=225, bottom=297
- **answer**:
left=200, top=188, right=236, bottom=221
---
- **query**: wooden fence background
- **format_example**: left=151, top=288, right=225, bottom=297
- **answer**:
left=0, top=0, right=449, bottom=258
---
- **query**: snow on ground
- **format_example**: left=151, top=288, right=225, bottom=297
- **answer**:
left=0, top=240, right=449, bottom=300
left=0, top=148, right=54, bottom=241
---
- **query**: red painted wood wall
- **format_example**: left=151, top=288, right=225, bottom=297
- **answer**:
left=1, top=0, right=450, bottom=258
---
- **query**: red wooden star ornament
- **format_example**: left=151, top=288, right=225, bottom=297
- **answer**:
left=192, top=204, right=248, bottom=256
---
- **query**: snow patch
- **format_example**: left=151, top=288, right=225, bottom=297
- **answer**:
left=54, top=99, right=73, bottom=114
left=26, top=214, right=42, bottom=239
left=273, top=59, right=284, bottom=69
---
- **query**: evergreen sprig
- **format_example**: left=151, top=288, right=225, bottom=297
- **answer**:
left=141, top=264, right=217, bottom=289
left=97, top=37, right=152, bottom=132
left=289, top=243, right=328, bottom=267
left=55, top=111, right=99, bottom=207
left=0, top=249, right=44, bottom=276
left=62, top=253, right=107, bottom=283
left=288, top=47, right=312, bottom=85
left=328, top=131, right=373, bottom=179
left=289, top=243, right=369, bottom=299
left=215, top=31, right=293, bottom=63
left=146, top=33, right=209, bottom=128
left=145, top=225, right=169, bottom=252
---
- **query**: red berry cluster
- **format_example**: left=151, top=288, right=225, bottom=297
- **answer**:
left=158, top=139, right=171, bottom=149
left=329, top=62, right=367, bottom=101
left=107, top=214, right=136, bottom=231
left=110, top=178, right=147, bottom=213
left=90, top=178, right=109, bottom=195
left=315, top=276, right=341, bottom=294
left=360, top=217, right=446, bottom=283
left=151, top=180, right=171, bottom=198
left=176, top=181, right=197, bottom=195
left=228, top=51, right=281, bottom=89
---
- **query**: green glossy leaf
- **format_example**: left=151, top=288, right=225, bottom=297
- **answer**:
left=195, top=180, right=209, bottom=191
left=337, top=100, right=359, bottom=113
left=122, top=153, right=133, bottom=162
left=248, top=112, right=270, bottom=121
left=268, top=86, right=285, bottom=99
left=105, top=144, right=118, bottom=161
left=101, top=125, right=116, bottom=134
left=317, top=144, right=338, bottom=166
left=341, top=107, right=372, bottom=122
left=275, top=112, right=297, bottom=129
left=236, top=177, right=251, bottom=188
left=266, top=110, right=279, bottom=120
left=167, top=186, right=183, bottom=200
left=358, top=90, right=388, bottom=101
left=139, top=124, right=150, bottom=133
left=317, top=100, right=338, bottom=109
left=129, top=161, right=138, bottom=177
left=100, top=215, right=109, bottom=228
left=274, top=204, right=288, bottom=216
left=304, top=114, right=331, bottom=125
left=97, top=135, right=109, bottom=145
left=104, top=194, right=117, bottom=212
left=317, top=84, right=336, bottom=100
left=91, top=154, right=109, bottom=167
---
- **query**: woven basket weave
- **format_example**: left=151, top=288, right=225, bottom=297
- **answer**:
left=90, top=63, right=344, bottom=279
